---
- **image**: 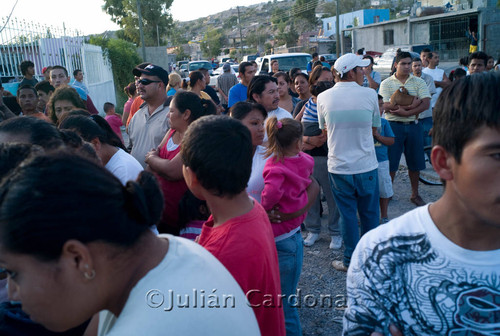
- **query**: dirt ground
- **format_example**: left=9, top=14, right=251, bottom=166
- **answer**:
left=298, top=165, right=444, bottom=336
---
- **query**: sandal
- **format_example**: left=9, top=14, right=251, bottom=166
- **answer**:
left=410, top=195, right=426, bottom=207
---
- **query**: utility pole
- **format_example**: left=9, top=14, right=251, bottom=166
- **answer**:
left=336, top=0, right=340, bottom=57
left=237, top=6, right=244, bottom=59
left=137, top=0, right=147, bottom=61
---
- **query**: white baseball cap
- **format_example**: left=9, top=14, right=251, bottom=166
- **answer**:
left=334, top=53, right=370, bottom=76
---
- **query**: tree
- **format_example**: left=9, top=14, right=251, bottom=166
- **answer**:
left=201, top=28, right=225, bottom=58
left=223, top=16, right=238, bottom=30
left=103, top=0, right=173, bottom=46
left=89, top=36, right=142, bottom=111
left=271, top=7, right=288, bottom=25
left=292, top=0, right=318, bottom=24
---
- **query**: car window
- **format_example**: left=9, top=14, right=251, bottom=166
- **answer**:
left=189, top=62, right=211, bottom=71
left=261, top=59, right=269, bottom=73
left=270, top=56, right=312, bottom=71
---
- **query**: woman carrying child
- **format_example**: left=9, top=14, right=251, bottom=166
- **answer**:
left=260, top=117, right=315, bottom=336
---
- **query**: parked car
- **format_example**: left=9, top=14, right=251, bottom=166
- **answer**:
left=373, top=47, right=420, bottom=80
left=209, top=64, right=239, bottom=87
left=319, top=54, right=338, bottom=66
left=188, top=60, right=213, bottom=75
left=256, top=53, right=312, bottom=75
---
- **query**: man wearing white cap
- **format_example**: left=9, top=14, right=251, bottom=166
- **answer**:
left=317, top=53, right=381, bottom=272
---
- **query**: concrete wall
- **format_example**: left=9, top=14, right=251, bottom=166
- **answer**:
left=480, top=8, right=500, bottom=58
left=138, top=46, right=177, bottom=71
left=351, top=20, right=409, bottom=53
left=411, top=21, right=430, bottom=44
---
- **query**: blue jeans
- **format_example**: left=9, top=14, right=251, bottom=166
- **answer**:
left=304, top=156, right=340, bottom=235
left=276, top=231, right=303, bottom=336
left=420, top=116, right=433, bottom=158
left=328, top=170, right=380, bottom=266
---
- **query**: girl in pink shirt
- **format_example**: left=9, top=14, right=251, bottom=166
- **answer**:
left=260, top=116, right=314, bottom=335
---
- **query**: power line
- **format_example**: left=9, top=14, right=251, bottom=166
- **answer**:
left=0, top=0, right=20, bottom=34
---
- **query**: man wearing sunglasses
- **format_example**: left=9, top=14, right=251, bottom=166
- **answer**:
left=128, top=64, right=171, bottom=168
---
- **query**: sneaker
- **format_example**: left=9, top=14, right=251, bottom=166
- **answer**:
left=381, top=217, right=390, bottom=224
left=329, top=235, right=342, bottom=249
left=332, top=260, right=348, bottom=272
left=303, top=232, right=319, bottom=246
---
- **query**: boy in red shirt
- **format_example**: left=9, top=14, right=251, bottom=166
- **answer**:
left=103, top=102, right=124, bottom=145
left=181, top=115, right=286, bottom=336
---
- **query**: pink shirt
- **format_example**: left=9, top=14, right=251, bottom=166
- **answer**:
left=261, top=152, right=314, bottom=237
left=105, top=114, right=124, bottom=144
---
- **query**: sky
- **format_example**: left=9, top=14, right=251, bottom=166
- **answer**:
left=4, top=0, right=267, bottom=35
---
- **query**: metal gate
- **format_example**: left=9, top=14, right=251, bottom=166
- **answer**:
left=0, top=17, right=115, bottom=113
left=429, top=15, right=477, bottom=61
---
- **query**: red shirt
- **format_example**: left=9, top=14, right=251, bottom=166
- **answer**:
left=105, top=114, right=124, bottom=144
left=157, top=129, right=188, bottom=232
left=198, top=201, right=286, bottom=336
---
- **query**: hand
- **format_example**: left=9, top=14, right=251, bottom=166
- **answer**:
left=267, top=206, right=282, bottom=223
left=308, top=134, right=327, bottom=147
left=302, top=142, right=316, bottom=151
left=388, top=106, right=411, bottom=117
left=363, top=67, right=372, bottom=76
left=371, top=324, right=404, bottom=336
left=145, top=148, right=159, bottom=164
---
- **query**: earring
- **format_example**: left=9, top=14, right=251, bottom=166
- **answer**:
left=83, top=264, right=95, bottom=280
left=84, top=269, right=96, bottom=280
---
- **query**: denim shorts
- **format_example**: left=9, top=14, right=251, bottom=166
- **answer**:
left=388, top=121, right=425, bottom=172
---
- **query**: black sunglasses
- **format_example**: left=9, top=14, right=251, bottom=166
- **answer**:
left=138, top=78, right=161, bottom=86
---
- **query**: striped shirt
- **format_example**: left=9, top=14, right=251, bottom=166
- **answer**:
left=301, top=97, right=318, bottom=123
left=317, top=81, right=381, bottom=174
left=217, top=72, right=239, bottom=105
left=379, top=74, right=431, bottom=122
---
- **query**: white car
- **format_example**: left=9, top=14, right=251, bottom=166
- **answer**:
left=256, top=53, right=312, bottom=75
left=373, top=47, right=420, bottom=80
left=209, top=64, right=239, bottom=87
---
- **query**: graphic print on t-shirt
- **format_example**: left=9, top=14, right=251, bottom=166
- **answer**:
left=344, top=234, right=500, bottom=336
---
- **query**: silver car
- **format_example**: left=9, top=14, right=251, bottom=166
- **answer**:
left=374, top=47, right=420, bottom=80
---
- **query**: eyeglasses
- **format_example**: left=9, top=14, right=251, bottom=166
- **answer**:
left=138, top=79, right=161, bottom=86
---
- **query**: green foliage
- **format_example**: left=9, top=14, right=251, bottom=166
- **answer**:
left=89, top=36, right=141, bottom=107
left=103, top=0, right=174, bottom=46
left=292, top=0, right=318, bottom=24
left=275, top=21, right=299, bottom=47
left=230, top=49, right=238, bottom=58
left=271, top=7, right=288, bottom=25
left=322, top=0, right=371, bottom=16
left=201, top=28, right=225, bottom=58
left=223, top=16, right=238, bottom=30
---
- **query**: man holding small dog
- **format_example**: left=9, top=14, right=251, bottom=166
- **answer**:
left=379, top=51, right=431, bottom=207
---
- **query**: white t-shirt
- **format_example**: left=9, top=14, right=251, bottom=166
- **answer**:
left=263, top=107, right=293, bottom=143
left=98, top=235, right=260, bottom=336
left=247, top=145, right=268, bottom=203
left=317, top=81, right=380, bottom=174
left=105, top=148, right=144, bottom=185
left=344, top=205, right=500, bottom=335
left=422, top=67, right=444, bottom=109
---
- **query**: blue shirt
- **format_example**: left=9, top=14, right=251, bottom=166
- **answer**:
left=374, top=118, right=394, bottom=162
left=228, top=83, right=248, bottom=108
left=167, top=88, right=176, bottom=96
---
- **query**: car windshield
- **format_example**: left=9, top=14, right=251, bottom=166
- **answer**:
left=272, top=56, right=312, bottom=71
left=189, top=62, right=211, bottom=71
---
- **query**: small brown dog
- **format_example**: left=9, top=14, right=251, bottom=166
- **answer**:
left=387, top=86, right=421, bottom=111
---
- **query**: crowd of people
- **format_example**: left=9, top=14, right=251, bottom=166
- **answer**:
left=0, top=47, right=498, bottom=336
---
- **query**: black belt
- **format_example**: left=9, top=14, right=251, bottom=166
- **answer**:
left=389, top=120, right=418, bottom=125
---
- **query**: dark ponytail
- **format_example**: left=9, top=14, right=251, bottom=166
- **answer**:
left=173, top=91, right=216, bottom=123
left=0, top=152, right=163, bottom=260
left=59, top=115, right=127, bottom=151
